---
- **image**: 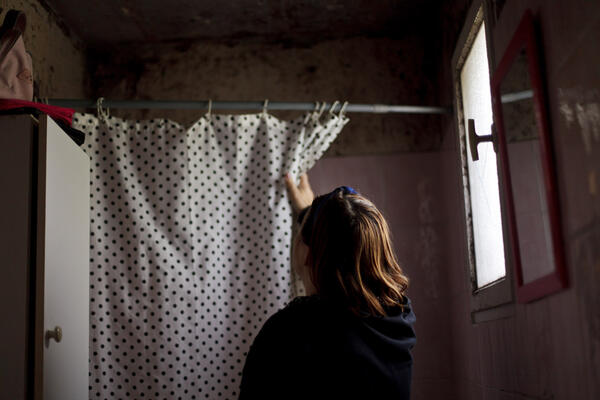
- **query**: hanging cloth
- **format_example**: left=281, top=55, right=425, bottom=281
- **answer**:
left=73, top=110, right=348, bottom=400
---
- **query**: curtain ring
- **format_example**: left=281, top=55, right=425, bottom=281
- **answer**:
left=311, top=101, right=320, bottom=118
left=317, top=102, right=327, bottom=119
left=305, top=101, right=320, bottom=124
left=339, top=101, right=349, bottom=118
left=313, top=101, right=327, bottom=124
left=329, top=101, right=340, bottom=115
left=96, top=97, right=110, bottom=121
left=206, top=99, right=212, bottom=118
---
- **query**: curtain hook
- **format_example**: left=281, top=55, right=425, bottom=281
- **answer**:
left=312, top=101, right=320, bottom=117
left=313, top=101, right=327, bottom=124
left=262, top=99, right=269, bottom=118
left=206, top=99, right=212, bottom=118
left=339, top=101, right=349, bottom=118
left=329, top=100, right=340, bottom=115
left=305, top=101, right=319, bottom=124
left=317, top=102, right=327, bottom=119
left=96, top=97, right=110, bottom=121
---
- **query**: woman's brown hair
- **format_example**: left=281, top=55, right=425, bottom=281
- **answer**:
left=301, top=187, right=409, bottom=316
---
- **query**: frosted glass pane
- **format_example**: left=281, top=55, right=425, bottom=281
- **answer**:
left=460, top=24, right=506, bottom=288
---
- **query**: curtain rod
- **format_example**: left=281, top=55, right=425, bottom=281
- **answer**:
left=46, top=99, right=452, bottom=115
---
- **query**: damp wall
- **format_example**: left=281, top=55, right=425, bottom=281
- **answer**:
left=439, top=0, right=600, bottom=398
left=2, top=0, right=88, bottom=98
left=88, top=35, right=444, bottom=156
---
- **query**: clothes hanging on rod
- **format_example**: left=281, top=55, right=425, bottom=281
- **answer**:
left=47, top=99, right=452, bottom=115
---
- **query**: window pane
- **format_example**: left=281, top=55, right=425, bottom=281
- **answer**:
left=460, top=24, right=506, bottom=287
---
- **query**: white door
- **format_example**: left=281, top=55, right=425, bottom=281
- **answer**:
left=41, top=115, right=90, bottom=400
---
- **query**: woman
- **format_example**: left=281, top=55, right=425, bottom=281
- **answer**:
left=239, top=174, right=416, bottom=400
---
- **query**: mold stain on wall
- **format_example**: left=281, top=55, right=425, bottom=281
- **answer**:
left=2, top=0, right=88, bottom=98
left=88, top=35, right=445, bottom=156
left=558, top=87, right=600, bottom=155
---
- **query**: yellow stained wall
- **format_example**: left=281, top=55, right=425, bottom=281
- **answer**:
left=2, top=0, right=87, bottom=98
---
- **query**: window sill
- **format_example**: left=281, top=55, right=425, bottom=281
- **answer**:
left=471, top=301, right=515, bottom=324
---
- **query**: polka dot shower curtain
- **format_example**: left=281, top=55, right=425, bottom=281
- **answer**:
left=74, top=110, right=348, bottom=400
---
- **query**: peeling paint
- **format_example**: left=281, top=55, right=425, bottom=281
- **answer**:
left=559, top=99, right=575, bottom=126
left=558, top=87, right=600, bottom=154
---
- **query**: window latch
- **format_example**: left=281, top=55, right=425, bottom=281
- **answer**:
left=467, top=119, right=498, bottom=161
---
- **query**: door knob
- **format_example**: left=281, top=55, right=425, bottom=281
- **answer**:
left=45, top=326, right=62, bottom=343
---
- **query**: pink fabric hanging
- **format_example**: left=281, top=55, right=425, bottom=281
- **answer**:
left=0, top=99, right=74, bottom=125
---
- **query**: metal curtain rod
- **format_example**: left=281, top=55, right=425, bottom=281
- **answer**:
left=46, top=99, right=451, bottom=115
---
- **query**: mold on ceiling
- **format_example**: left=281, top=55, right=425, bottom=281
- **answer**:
left=40, top=0, right=442, bottom=47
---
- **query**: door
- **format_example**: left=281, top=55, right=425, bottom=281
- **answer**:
left=40, top=115, right=90, bottom=400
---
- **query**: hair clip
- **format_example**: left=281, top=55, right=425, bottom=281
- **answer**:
left=337, top=186, right=358, bottom=195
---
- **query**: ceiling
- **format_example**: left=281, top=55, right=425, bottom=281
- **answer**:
left=41, top=0, right=441, bottom=47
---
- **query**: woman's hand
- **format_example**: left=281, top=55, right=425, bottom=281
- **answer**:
left=284, top=173, right=314, bottom=213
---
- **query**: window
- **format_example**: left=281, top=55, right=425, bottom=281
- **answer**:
left=460, top=23, right=506, bottom=288
left=452, top=2, right=514, bottom=316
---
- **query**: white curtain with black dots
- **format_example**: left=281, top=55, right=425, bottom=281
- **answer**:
left=73, top=110, right=348, bottom=400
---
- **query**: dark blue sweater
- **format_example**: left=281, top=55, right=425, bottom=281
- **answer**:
left=239, top=295, right=416, bottom=400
